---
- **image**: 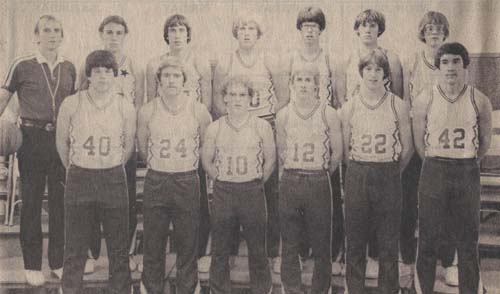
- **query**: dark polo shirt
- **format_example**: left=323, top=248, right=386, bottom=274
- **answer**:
left=2, top=52, right=76, bottom=121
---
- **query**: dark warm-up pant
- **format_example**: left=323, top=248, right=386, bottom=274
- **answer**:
left=210, top=179, right=272, bottom=294
left=89, top=152, right=137, bottom=259
left=141, top=169, right=200, bottom=294
left=416, top=157, right=481, bottom=294
left=62, top=165, right=130, bottom=294
left=279, top=169, right=332, bottom=294
left=344, top=161, right=401, bottom=294
left=17, top=125, right=65, bottom=270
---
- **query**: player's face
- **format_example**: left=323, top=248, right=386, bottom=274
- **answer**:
left=300, top=22, right=321, bottom=45
left=237, top=22, right=259, bottom=50
left=225, top=83, right=251, bottom=113
left=88, top=67, right=115, bottom=93
left=100, top=22, right=127, bottom=53
left=292, top=71, right=317, bottom=100
left=361, top=62, right=386, bottom=90
left=168, top=24, right=189, bottom=50
left=159, top=66, right=184, bottom=96
left=357, top=21, right=379, bottom=46
left=36, top=19, right=63, bottom=51
left=423, top=23, right=446, bottom=48
left=439, top=54, right=466, bottom=86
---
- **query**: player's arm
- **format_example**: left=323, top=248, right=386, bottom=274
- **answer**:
left=388, top=51, right=404, bottom=99
left=412, top=91, right=432, bottom=159
left=394, top=97, right=414, bottom=171
left=194, top=102, right=213, bottom=149
left=402, top=54, right=413, bottom=103
left=275, top=109, right=287, bottom=179
left=196, top=54, right=213, bottom=111
left=212, top=54, right=230, bottom=117
left=78, top=62, right=89, bottom=91
left=258, top=119, right=276, bottom=182
left=145, top=58, right=159, bottom=103
left=122, top=101, right=137, bottom=163
left=265, top=53, right=289, bottom=112
left=339, top=100, right=353, bottom=164
left=56, top=95, right=78, bottom=169
left=275, top=51, right=293, bottom=110
left=132, top=60, right=145, bottom=111
left=0, top=60, right=20, bottom=118
left=0, top=89, right=14, bottom=120
left=136, top=101, right=154, bottom=162
left=476, top=92, right=493, bottom=158
left=325, top=108, right=343, bottom=173
left=201, top=121, right=219, bottom=180
left=333, top=58, right=347, bottom=107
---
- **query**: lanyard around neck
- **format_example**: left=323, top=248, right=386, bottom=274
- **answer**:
left=40, top=63, right=61, bottom=121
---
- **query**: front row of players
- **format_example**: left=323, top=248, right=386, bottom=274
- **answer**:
left=55, top=41, right=491, bottom=294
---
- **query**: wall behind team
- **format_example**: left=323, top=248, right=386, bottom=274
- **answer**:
left=3, top=0, right=500, bottom=81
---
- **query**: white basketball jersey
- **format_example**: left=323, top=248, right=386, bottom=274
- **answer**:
left=348, top=92, right=402, bottom=162
left=147, top=96, right=200, bottom=172
left=215, top=116, right=264, bottom=182
left=70, top=91, right=125, bottom=169
left=116, top=56, right=137, bottom=105
left=156, top=50, right=202, bottom=102
left=283, top=102, right=331, bottom=170
left=289, top=49, right=333, bottom=106
left=425, top=85, right=479, bottom=158
left=228, top=51, right=276, bottom=117
left=407, top=51, right=440, bottom=106
left=345, top=48, right=391, bottom=101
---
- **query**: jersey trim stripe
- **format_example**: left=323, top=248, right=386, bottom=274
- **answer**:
left=2, top=54, right=36, bottom=88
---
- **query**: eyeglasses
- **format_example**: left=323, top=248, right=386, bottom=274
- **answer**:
left=424, top=24, right=445, bottom=34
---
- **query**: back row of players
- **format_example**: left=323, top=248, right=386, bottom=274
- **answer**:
left=0, top=6, right=492, bottom=294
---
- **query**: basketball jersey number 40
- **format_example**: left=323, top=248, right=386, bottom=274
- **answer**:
left=83, top=136, right=111, bottom=156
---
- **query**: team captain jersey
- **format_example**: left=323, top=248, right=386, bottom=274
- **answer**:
left=424, top=85, right=479, bottom=159
left=147, top=96, right=201, bottom=172
left=68, top=90, right=129, bottom=169
left=214, top=115, right=266, bottom=182
left=281, top=100, right=332, bottom=170
left=342, top=91, right=402, bottom=162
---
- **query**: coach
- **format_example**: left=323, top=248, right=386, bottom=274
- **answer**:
left=0, top=15, right=76, bottom=286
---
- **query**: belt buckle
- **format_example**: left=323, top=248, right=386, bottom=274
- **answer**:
left=45, top=123, right=55, bottom=132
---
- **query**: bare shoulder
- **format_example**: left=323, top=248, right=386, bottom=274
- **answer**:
left=473, top=87, right=493, bottom=114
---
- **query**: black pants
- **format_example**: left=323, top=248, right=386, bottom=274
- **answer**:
left=89, top=152, right=137, bottom=259
left=280, top=170, right=332, bottom=294
left=17, top=126, right=65, bottom=270
left=210, top=180, right=271, bottom=294
left=141, top=169, right=200, bottom=294
left=416, top=157, right=481, bottom=294
left=62, top=165, right=130, bottom=294
left=344, top=161, right=401, bottom=294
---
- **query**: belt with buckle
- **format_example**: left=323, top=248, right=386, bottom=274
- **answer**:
left=20, top=118, right=56, bottom=132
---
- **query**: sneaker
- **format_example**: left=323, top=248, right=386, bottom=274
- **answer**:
left=140, top=281, right=147, bottom=293
left=198, top=255, right=211, bottom=273
left=299, top=257, right=306, bottom=271
left=84, top=258, right=96, bottom=274
left=129, top=256, right=137, bottom=272
left=137, top=261, right=144, bottom=273
left=51, top=267, right=63, bottom=279
left=272, top=257, right=281, bottom=274
left=445, top=265, right=459, bottom=287
left=399, top=262, right=413, bottom=278
left=332, top=262, right=342, bottom=276
left=401, top=281, right=416, bottom=294
left=365, top=257, right=379, bottom=279
left=25, top=270, right=45, bottom=286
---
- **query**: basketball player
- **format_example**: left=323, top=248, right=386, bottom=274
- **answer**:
left=212, top=13, right=284, bottom=272
left=337, top=9, right=403, bottom=105
left=0, top=15, right=77, bottom=286
left=137, top=57, right=211, bottom=294
left=202, top=75, right=275, bottom=294
left=340, top=48, right=412, bottom=294
left=146, top=14, right=212, bottom=269
left=276, top=64, right=342, bottom=293
left=336, top=9, right=404, bottom=279
left=282, top=6, right=346, bottom=275
left=146, top=14, right=212, bottom=109
left=80, top=14, right=145, bottom=274
left=401, top=11, right=457, bottom=290
left=56, top=50, right=136, bottom=294
left=413, top=42, right=492, bottom=294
